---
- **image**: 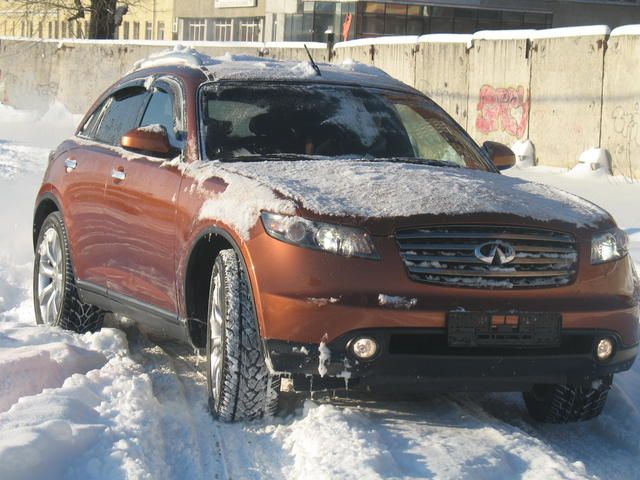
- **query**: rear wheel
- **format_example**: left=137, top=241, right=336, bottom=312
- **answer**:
left=523, top=376, right=612, bottom=423
left=33, top=212, right=105, bottom=333
left=206, top=249, right=280, bottom=422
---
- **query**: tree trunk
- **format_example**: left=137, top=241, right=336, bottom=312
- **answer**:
left=88, top=0, right=117, bottom=39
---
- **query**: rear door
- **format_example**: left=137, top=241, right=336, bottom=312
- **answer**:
left=102, top=78, right=185, bottom=317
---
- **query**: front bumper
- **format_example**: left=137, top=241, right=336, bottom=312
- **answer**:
left=266, top=328, right=638, bottom=392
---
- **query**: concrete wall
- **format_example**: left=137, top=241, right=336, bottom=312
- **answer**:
left=1, top=28, right=640, bottom=178
left=601, top=32, right=640, bottom=179
left=415, top=38, right=469, bottom=128
left=528, top=32, right=607, bottom=168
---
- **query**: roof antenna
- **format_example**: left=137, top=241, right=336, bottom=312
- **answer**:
left=304, top=44, right=322, bottom=77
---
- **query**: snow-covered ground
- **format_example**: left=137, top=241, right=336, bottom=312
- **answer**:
left=0, top=104, right=639, bottom=480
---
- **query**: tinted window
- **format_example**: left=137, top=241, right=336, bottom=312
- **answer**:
left=140, top=88, right=181, bottom=148
left=201, top=84, right=488, bottom=170
left=94, top=87, right=148, bottom=146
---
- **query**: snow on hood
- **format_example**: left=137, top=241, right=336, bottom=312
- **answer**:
left=210, top=160, right=609, bottom=230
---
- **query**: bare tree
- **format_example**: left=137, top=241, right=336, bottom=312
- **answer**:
left=4, top=0, right=142, bottom=39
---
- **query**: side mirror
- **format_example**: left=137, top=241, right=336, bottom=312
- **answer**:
left=121, top=125, right=172, bottom=156
left=483, top=141, right=516, bottom=171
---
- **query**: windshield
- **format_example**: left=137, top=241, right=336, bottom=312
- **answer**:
left=200, top=83, right=489, bottom=170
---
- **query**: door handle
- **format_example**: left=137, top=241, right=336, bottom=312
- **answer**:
left=64, top=158, right=77, bottom=172
left=111, top=169, right=126, bottom=181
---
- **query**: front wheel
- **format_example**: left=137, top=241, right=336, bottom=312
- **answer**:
left=523, top=376, right=612, bottom=423
left=206, top=249, right=280, bottom=422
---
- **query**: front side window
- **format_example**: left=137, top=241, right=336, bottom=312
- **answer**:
left=94, top=88, right=148, bottom=146
left=200, top=83, right=488, bottom=170
left=140, top=87, right=182, bottom=148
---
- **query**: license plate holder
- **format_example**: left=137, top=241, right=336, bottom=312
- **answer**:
left=447, top=311, right=562, bottom=348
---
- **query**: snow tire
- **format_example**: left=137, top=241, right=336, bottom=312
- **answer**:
left=206, top=249, right=280, bottom=422
left=523, top=376, right=612, bottom=423
left=33, top=212, right=105, bottom=333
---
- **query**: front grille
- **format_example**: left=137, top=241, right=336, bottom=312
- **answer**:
left=396, top=225, right=578, bottom=289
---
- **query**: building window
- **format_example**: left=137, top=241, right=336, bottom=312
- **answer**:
left=236, top=17, right=260, bottom=42
left=353, top=3, right=552, bottom=38
left=123, top=21, right=129, bottom=40
left=133, top=21, right=140, bottom=39
left=145, top=21, right=152, bottom=40
left=184, top=18, right=206, bottom=41
left=210, top=19, right=232, bottom=41
left=157, top=21, right=165, bottom=40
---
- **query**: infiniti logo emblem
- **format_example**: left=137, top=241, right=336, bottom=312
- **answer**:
left=474, top=240, right=517, bottom=265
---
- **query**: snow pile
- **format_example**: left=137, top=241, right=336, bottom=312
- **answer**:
left=567, top=148, right=611, bottom=178
left=0, top=102, right=81, bottom=148
left=214, top=159, right=610, bottom=228
left=194, top=165, right=296, bottom=239
left=378, top=294, right=417, bottom=310
left=511, top=139, right=536, bottom=167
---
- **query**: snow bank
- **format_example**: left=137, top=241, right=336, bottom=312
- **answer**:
left=512, top=140, right=536, bottom=167
left=335, top=36, right=420, bottom=48
left=611, top=25, right=640, bottom=37
left=0, top=102, right=82, bottom=148
left=473, top=30, right=537, bottom=41
left=418, top=34, right=473, bottom=45
left=567, top=148, right=612, bottom=178
left=531, top=25, right=611, bottom=39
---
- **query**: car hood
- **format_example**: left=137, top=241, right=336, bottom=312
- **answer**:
left=203, top=160, right=612, bottom=237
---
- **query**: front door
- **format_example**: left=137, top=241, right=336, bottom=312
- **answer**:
left=102, top=79, right=185, bottom=316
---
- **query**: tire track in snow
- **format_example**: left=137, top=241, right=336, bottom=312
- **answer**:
left=127, top=330, right=228, bottom=480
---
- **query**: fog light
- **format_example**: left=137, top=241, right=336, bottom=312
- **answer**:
left=596, top=338, right=614, bottom=361
left=351, top=337, right=379, bottom=360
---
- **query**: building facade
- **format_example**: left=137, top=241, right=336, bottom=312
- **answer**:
left=1, top=0, right=639, bottom=42
left=265, top=0, right=640, bottom=42
left=0, top=0, right=176, bottom=41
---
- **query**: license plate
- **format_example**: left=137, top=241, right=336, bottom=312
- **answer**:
left=447, top=311, right=562, bottom=348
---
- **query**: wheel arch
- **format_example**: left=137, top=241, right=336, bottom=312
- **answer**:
left=183, top=225, right=261, bottom=349
left=33, top=193, right=63, bottom=251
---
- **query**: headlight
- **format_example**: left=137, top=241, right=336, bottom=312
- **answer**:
left=591, top=228, right=629, bottom=264
left=261, top=212, right=379, bottom=259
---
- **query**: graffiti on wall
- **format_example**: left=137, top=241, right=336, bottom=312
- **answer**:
left=476, top=85, right=530, bottom=138
left=611, top=103, right=640, bottom=179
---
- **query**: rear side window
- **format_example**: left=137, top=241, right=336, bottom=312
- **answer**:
left=94, top=88, right=148, bottom=146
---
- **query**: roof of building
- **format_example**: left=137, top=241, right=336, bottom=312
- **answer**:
left=132, top=45, right=417, bottom=93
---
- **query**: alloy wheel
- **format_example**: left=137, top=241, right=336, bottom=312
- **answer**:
left=210, top=268, right=225, bottom=401
left=37, top=227, right=64, bottom=326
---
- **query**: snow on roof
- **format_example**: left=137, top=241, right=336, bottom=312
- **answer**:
left=610, top=25, right=640, bottom=37
left=334, top=36, right=420, bottom=48
left=133, top=45, right=411, bottom=91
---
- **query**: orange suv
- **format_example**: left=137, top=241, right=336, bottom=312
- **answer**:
left=33, top=50, right=639, bottom=423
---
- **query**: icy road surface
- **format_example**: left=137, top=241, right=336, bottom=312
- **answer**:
left=0, top=104, right=639, bottom=479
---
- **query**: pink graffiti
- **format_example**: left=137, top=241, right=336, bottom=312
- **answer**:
left=476, top=85, right=530, bottom=138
